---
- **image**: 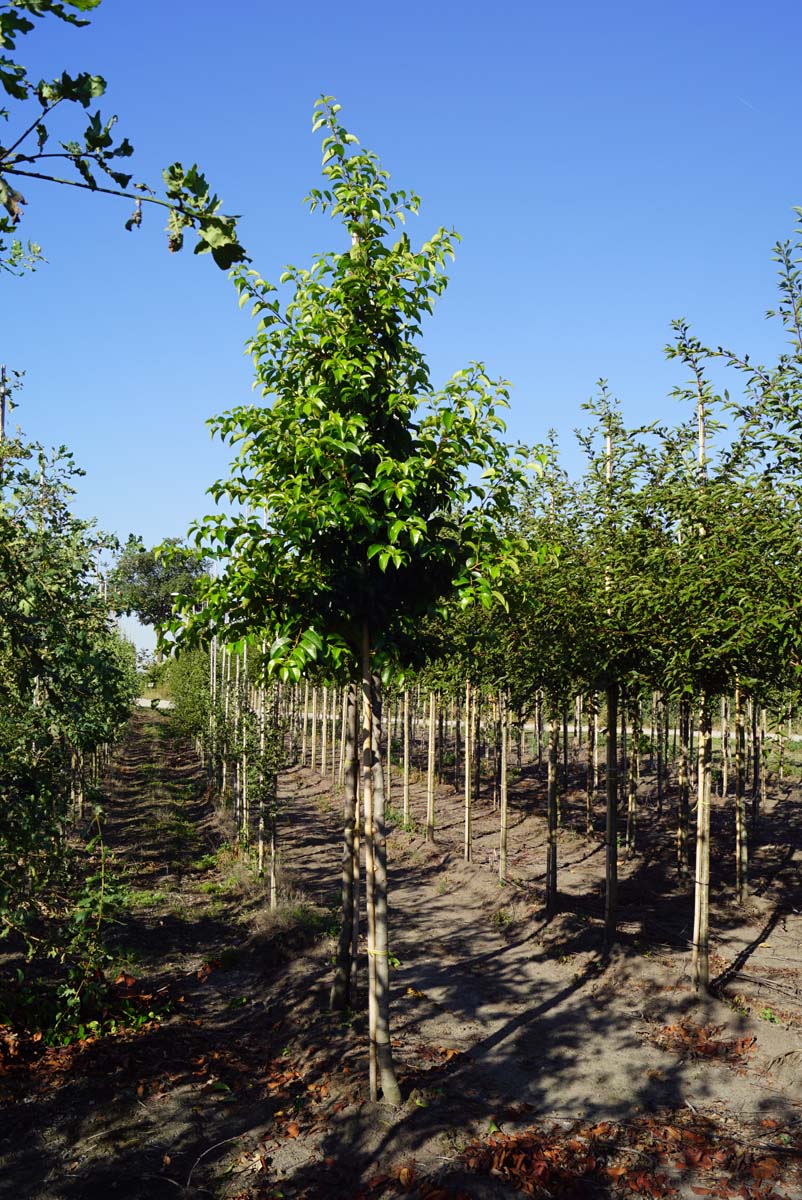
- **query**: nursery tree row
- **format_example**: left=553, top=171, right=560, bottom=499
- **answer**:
left=163, top=98, right=802, bottom=1102
left=0, top=417, right=138, bottom=1035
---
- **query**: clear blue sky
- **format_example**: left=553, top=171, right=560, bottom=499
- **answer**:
left=4, top=1, right=802, bottom=606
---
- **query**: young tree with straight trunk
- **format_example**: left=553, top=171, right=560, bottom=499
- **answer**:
left=170, top=98, right=535, bottom=1105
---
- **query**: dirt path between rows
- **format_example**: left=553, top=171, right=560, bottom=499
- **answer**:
left=2, top=708, right=801, bottom=1199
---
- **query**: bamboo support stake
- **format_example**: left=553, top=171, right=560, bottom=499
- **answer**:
left=463, top=680, right=472, bottom=862
left=426, top=691, right=436, bottom=841
left=499, top=692, right=508, bottom=881
left=402, top=689, right=410, bottom=826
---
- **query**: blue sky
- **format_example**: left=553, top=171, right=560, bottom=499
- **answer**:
left=4, top=0, right=802, bottom=648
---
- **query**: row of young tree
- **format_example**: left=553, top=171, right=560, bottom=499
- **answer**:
left=165, top=628, right=798, bottom=1111
left=0, top=404, right=139, bottom=1032
left=157, top=99, right=802, bottom=1106
left=0, top=0, right=252, bottom=1045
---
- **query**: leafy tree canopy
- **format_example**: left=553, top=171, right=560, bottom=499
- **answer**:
left=108, top=535, right=207, bottom=630
left=170, top=97, right=545, bottom=681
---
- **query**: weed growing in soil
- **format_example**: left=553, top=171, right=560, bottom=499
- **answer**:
left=386, top=805, right=422, bottom=834
left=122, top=888, right=166, bottom=909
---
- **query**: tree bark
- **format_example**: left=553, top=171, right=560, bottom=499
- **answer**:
left=604, top=684, right=619, bottom=945
left=626, top=695, right=639, bottom=854
left=311, top=685, right=321, bottom=773
left=721, top=695, right=729, bottom=798
left=586, top=691, right=596, bottom=834
left=361, top=624, right=401, bottom=1105
left=464, top=679, right=473, bottom=862
left=499, top=691, right=508, bottom=881
left=426, top=690, right=436, bottom=841
left=692, top=698, right=712, bottom=993
left=735, top=682, right=747, bottom=904
left=320, top=685, right=328, bottom=776
left=546, top=703, right=559, bottom=917
left=301, top=679, right=309, bottom=766
left=677, top=698, right=690, bottom=877
left=402, top=689, right=410, bottom=825
left=656, top=693, right=664, bottom=818
left=331, top=682, right=359, bottom=1011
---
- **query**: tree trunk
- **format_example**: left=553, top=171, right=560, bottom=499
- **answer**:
left=320, top=686, right=328, bottom=776
left=692, top=698, right=712, bottom=992
left=626, top=695, right=639, bottom=854
left=361, top=624, right=401, bottom=1105
left=301, top=679, right=309, bottom=766
left=536, top=690, right=543, bottom=774
left=656, top=694, right=663, bottom=818
left=561, top=705, right=569, bottom=806
left=721, top=695, right=729, bottom=798
left=546, top=704, right=559, bottom=917
left=604, top=684, right=619, bottom=945
left=464, top=680, right=473, bottom=862
left=619, top=694, right=627, bottom=808
left=331, top=682, right=359, bottom=1011
left=258, top=672, right=266, bottom=876
left=735, top=682, right=747, bottom=903
left=677, top=699, right=690, bottom=877
left=759, top=706, right=767, bottom=820
left=311, top=685, right=320, bottom=772
left=426, top=691, right=436, bottom=841
left=402, top=689, right=410, bottom=826
left=499, top=692, right=508, bottom=881
left=473, top=688, right=482, bottom=811
left=338, top=685, right=348, bottom=788
left=586, top=692, right=596, bottom=834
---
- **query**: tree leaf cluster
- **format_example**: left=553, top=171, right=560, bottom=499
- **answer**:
left=0, top=0, right=246, bottom=272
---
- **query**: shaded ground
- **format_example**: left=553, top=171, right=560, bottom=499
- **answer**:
left=1, top=709, right=801, bottom=1199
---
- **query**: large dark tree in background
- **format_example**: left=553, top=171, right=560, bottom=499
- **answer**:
left=108, top=536, right=207, bottom=633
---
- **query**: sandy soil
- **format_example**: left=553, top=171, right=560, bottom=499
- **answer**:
left=1, top=709, right=801, bottom=1200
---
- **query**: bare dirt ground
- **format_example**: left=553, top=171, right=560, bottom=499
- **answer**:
left=2, top=708, right=801, bottom=1199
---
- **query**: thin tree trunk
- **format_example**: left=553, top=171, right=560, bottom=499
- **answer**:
left=310, top=685, right=319, bottom=772
left=338, top=685, right=348, bottom=788
left=402, top=689, right=410, bottom=826
left=759, top=706, right=767, bottom=819
left=561, top=706, right=569, bottom=804
left=361, top=624, right=401, bottom=1105
left=626, top=695, right=639, bottom=853
left=677, top=699, right=690, bottom=877
left=721, top=695, right=729, bottom=798
left=258, top=671, right=266, bottom=876
left=619, top=694, right=627, bottom=808
left=499, top=692, right=508, bottom=881
left=586, top=692, right=596, bottom=833
left=464, top=680, right=473, bottom=862
left=604, top=684, right=619, bottom=945
left=656, top=694, right=664, bottom=818
left=536, top=690, right=543, bottom=774
left=426, top=691, right=436, bottom=841
left=692, top=698, right=712, bottom=992
left=301, top=679, right=309, bottom=766
left=320, top=686, right=328, bottom=776
left=473, top=688, right=482, bottom=811
left=546, top=704, right=558, bottom=917
left=269, top=812, right=278, bottom=910
left=454, top=691, right=462, bottom=792
left=735, top=682, right=747, bottom=903
left=331, top=682, right=359, bottom=1011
